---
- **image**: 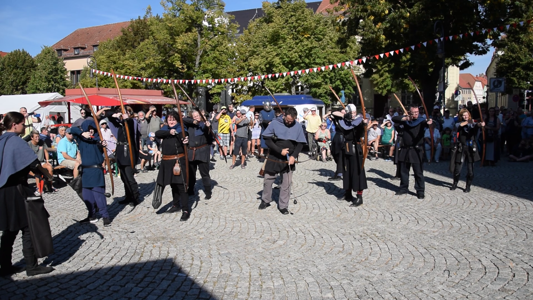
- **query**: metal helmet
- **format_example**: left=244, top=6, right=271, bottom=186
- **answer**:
left=346, top=104, right=357, bottom=114
left=263, top=101, right=272, bottom=112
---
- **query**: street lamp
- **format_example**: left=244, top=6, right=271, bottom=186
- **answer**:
left=434, top=21, right=445, bottom=112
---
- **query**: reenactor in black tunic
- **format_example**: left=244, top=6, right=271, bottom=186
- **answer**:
left=106, top=108, right=140, bottom=207
left=328, top=108, right=345, bottom=181
left=392, top=106, right=433, bottom=199
left=331, top=104, right=368, bottom=207
left=449, top=108, right=484, bottom=193
left=183, top=110, right=213, bottom=199
left=156, top=111, right=191, bottom=221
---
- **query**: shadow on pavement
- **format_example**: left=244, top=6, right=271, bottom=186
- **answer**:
left=0, top=259, right=215, bottom=299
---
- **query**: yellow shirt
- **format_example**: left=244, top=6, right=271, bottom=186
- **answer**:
left=304, top=113, right=322, bottom=133
left=218, top=114, right=232, bottom=134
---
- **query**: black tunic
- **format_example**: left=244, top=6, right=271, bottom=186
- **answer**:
left=183, top=118, right=211, bottom=163
left=334, top=115, right=367, bottom=192
left=264, top=138, right=304, bottom=174
left=454, top=123, right=481, bottom=163
left=392, top=116, right=428, bottom=164
left=156, top=130, right=188, bottom=186
left=106, top=114, right=139, bottom=166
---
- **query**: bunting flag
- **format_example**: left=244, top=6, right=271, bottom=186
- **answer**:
left=92, top=18, right=532, bottom=87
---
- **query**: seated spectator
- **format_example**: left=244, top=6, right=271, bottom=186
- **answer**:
left=380, top=119, right=395, bottom=161
left=441, top=127, right=452, bottom=160
left=509, top=138, right=533, bottom=162
left=147, top=132, right=161, bottom=169
left=424, top=123, right=442, bottom=163
left=314, top=122, right=331, bottom=162
left=28, top=131, right=56, bottom=193
left=39, top=127, right=53, bottom=147
left=57, top=128, right=81, bottom=178
left=367, top=121, right=381, bottom=160
left=54, top=126, right=67, bottom=146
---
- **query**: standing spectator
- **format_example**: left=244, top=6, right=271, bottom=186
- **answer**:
left=441, top=127, right=452, bottom=160
left=99, top=120, right=116, bottom=159
left=146, top=132, right=161, bottom=169
left=209, top=106, right=219, bottom=161
left=442, top=110, right=455, bottom=131
left=251, top=112, right=261, bottom=155
left=303, top=106, right=322, bottom=157
left=42, top=115, right=51, bottom=130
left=216, top=106, right=232, bottom=160
left=19, top=107, right=41, bottom=141
left=522, top=111, right=533, bottom=139
left=230, top=109, right=250, bottom=169
left=227, top=104, right=236, bottom=119
left=72, top=107, right=93, bottom=129
left=56, top=112, right=64, bottom=124
left=424, top=123, right=442, bottom=163
left=485, top=107, right=501, bottom=166
left=146, top=106, right=163, bottom=139
left=57, top=128, right=81, bottom=178
left=137, top=110, right=149, bottom=150
left=314, top=122, right=331, bottom=162
left=324, top=110, right=336, bottom=140
left=246, top=106, right=255, bottom=157
left=367, top=122, right=381, bottom=160
left=380, top=119, right=395, bottom=161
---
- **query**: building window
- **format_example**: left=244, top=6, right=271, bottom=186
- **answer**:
left=74, top=48, right=80, bottom=55
left=57, top=50, right=62, bottom=57
left=70, top=70, right=82, bottom=86
left=93, top=45, right=98, bottom=51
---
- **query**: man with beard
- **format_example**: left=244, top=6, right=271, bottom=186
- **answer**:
left=331, top=104, right=368, bottom=207
left=105, top=107, right=140, bottom=207
left=259, top=101, right=275, bottom=158
left=183, top=110, right=213, bottom=200
left=19, top=107, right=41, bottom=141
left=258, top=107, right=306, bottom=215
left=392, top=106, right=433, bottom=199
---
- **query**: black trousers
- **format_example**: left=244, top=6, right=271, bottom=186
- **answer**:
left=118, top=164, right=139, bottom=201
left=399, top=162, right=425, bottom=192
left=188, top=160, right=212, bottom=195
left=332, top=152, right=344, bottom=175
left=0, top=227, right=32, bottom=268
left=453, top=162, right=474, bottom=180
left=168, top=184, right=189, bottom=211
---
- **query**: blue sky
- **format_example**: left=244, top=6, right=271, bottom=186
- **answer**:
left=0, top=0, right=491, bottom=75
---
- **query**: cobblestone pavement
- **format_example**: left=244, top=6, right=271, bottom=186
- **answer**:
left=1, top=156, right=532, bottom=299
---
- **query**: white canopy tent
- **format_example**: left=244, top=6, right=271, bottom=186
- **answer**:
left=0, top=93, right=82, bottom=125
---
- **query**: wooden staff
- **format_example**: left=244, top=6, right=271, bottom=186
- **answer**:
left=170, top=82, right=190, bottom=191
left=79, top=83, right=114, bottom=195
left=328, top=86, right=346, bottom=109
left=467, top=82, right=486, bottom=167
left=176, top=83, right=227, bottom=163
left=407, top=76, right=433, bottom=161
left=351, top=68, right=368, bottom=168
left=111, top=70, right=135, bottom=168
left=392, top=94, right=408, bottom=115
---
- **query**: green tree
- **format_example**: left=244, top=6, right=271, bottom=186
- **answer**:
left=27, top=46, right=69, bottom=94
left=492, top=12, right=533, bottom=94
left=0, top=49, right=36, bottom=95
left=337, top=0, right=532, bottom=108
left=234, top=0, right=360, bottom=104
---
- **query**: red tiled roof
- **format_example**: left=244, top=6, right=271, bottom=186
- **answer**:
left=459, top=73, right=477, bottom=89
left=0, top=51, right=8, bottom=57
left=52, top=21, right=130, bottom=58
left=476, top=76, right=487, bottom=87
left=316, top=0, right=341, bottom=15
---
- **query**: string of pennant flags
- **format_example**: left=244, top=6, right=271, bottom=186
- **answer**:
left=91, top=19, right=533, bottom=86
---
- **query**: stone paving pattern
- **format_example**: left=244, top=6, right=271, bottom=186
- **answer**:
left=1, top=157, right=532, bottom=299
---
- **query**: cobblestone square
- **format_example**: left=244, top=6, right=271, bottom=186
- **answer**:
left=1, top=158, right=532, bottom=299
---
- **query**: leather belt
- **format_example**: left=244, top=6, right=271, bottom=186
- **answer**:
left=266, top=157, right=298, bottom=164
left=117, top=142, right=129, bottom=145
left=162, top=154, right=185, bottom=161
left=189, top=144, right=208, bottom=160
left=81, top=165, right=103, bottom=169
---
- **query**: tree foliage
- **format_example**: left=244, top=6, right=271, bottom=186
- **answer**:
left=492, top=3, right=533, bottom=94
left=0, top=49, right=36, bottom=95
left=80, top=1, right=238, bottom=105
left=337, top=0, right=533, bottom=107
left=233, top=0, right=360, bottom=104
left=27, top=46, right=69, bottom=95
